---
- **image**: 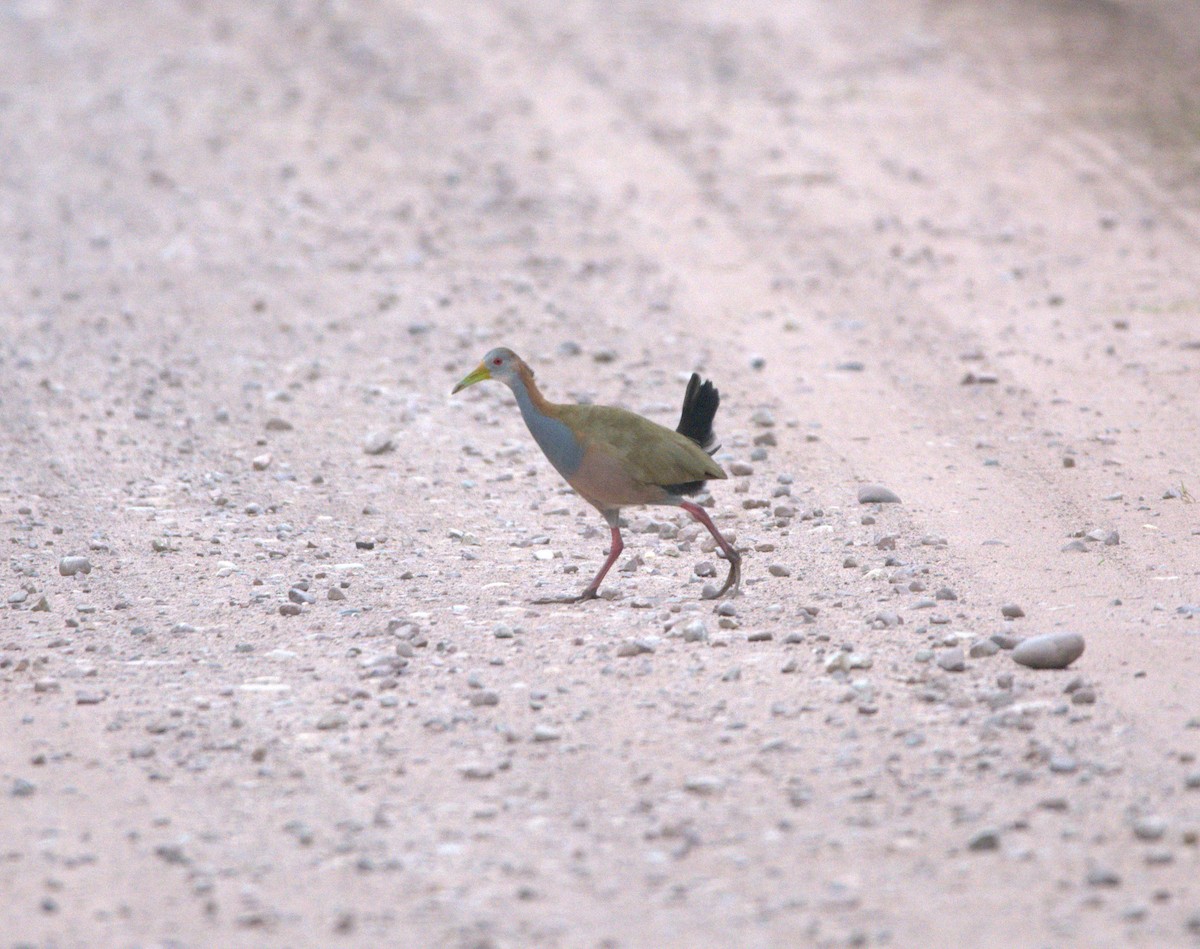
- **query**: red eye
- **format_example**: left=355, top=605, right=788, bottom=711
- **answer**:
left=492, top=357, right=503, bottom=366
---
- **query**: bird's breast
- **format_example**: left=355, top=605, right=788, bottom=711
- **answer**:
left=521, top=405, right=585, bottom=479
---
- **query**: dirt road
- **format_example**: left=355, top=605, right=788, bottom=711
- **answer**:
left=2, top=1, right=1199, bottom=946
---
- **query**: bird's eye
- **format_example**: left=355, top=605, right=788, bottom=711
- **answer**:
left=492, top=357, right=503, bottom=366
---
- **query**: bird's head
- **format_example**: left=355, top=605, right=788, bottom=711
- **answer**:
left=452, top=347, right=525, bottom=393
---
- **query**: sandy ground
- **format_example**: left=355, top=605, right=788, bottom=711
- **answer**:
left=3, top=1, right=1200, bottom=946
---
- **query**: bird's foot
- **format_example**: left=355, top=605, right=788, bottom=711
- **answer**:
left=702, top=554, right=742, bottom=601
left=532, top=588, right=600, bottom=606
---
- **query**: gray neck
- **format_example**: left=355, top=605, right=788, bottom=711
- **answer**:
left=508, top=375, right=584, bottom=479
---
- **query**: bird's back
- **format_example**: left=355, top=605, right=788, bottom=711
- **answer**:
left=555, top=403, right=726, bottom=490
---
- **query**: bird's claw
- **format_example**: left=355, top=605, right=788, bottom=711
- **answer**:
left=702, top=555, right=741, bottom=602
left=532, top=588, right=600, bottom=605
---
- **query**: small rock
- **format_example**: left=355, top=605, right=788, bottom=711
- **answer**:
left=1012, top=632, right=1085, bottom=670
left=990, top=630, right=1022, bottom=650
left=251, top=453, right=272, bottom=471
left=1060, top=540, right=1088, bottom=553
left=969, top=639, right=1000, bottom=659
left=767, top=564, right=791, bottom=577
left=315, top=712, right=347, bottom=730
left=279, top=603, right=302, bottom=616
left=327, top=588, right=346, bottom=601
left=75, top=691, right=105, bottom=705
left=967, top=828, right=1000, bottom=852
left=935, top=587, right=958, bottom=601
left=858, top=484, right=901, bottom=504
left=1001, top=604, right=1025, bottom=619
left=683, top=775, right=723, bottom=796
left=616, top=639, right=653, bottom=658
left=362, top=431, right=396, bottom=455
left=288, top=587, right=316, bottom=605
left=937, top=648, right=966, bottom=672
left=532, top=725, right=561, bottom=742
left=730, top=461, right=754, bottom=476
left=1086, top=866, right=1121, bottom=887
left=58, top=556, right=92, bottom=577
left=265, top=417, right=293, bottom=431
left=1133, top=816, right=1167, bottom=842
left=682, top=620, right=708, bottom=643
left=459, top=762, right=495, bottom=780
left=11, top=778, right=36, bottom=798
left=1071, top=688, right=1097, bottom=705
left=694, top=561, right=716, bottom=578
left=468, top=690, right=500, bottom=707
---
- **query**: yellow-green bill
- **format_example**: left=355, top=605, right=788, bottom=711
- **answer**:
left=451, top=363, right=491, bottom=394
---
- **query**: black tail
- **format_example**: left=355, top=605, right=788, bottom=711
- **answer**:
left=676, top=373, right=720, bottom=454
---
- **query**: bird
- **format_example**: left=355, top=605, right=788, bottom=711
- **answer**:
left=452, top=347, right=740, bottom=602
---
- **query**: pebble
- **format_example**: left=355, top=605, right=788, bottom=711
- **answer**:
left=935, top=587, right=958, bottom=601
left=532, top=725, right=561, bottom=742
left=362, top=431, right=396, bottom=455
left=265, top=417, right=293, bottom=431
left=682, top=621, right=708, bottom=643
left=1133, top=816, right=1167, bottom=841
left=75, top=691, right=105, bottom=705
left=11, top=778, right=36, bottom=798
left=857, top=484, right=901, bottom=504
left=936, top=648, right=966, bottom=672
left=1060, top=540, right=1088, bottom=553
left=1071, top=688, right=1096, bottom=705
left=746, top=631, right=772, bottom=642
left=327, top=588, right=346, bottom=601
left=767, top=564, right=791, bottom=577
left=969, top=639, right=1000, bottom=659
left=683, top=775, right=723, bottom=796
left=694, top=561, right=716, bottom=578
left=967, top=828, right=1000, bottom=852
left=616, top=639, right=653, bottom=657
left=252, top=453, right=272, bottom=470
left=459, top=762, right=495, bottom=780
left=1001, top=604, right=1025, bottom=619
left=58, top=556, right=92, bottom=577
left=288, top=587, right=316, bottom=605
left=1049, top=756, right=1077, bottom=774
left=730, top=461, right=754, bottom=476
left=825, top=651, right=872, bottom=673
left=1086, top=866, right=1121, bottom=887
left=990, top=630, right=1022, bottom=650
left=279, top=603, right=302, bottom=616
left=1012, top=632, right=1085, bottom=670
left=315, top=712, right=347, bottom=730
left=1186, top=771, right=1200, bottom=790
left=468, top=690, right=500, bottom=707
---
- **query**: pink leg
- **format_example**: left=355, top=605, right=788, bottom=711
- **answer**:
left=533, top=523, right=624, bottom=604
left=580, top=525, right=624, bottom=599
left=680, top=501, right=741, bottom=599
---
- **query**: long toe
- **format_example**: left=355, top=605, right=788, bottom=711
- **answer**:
left=532, top=588, right=600, bottom=605
left=704, top=553, right=741, bottom=600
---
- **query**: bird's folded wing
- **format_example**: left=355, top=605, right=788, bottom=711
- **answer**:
left=558, top=405, right=725, bottom=487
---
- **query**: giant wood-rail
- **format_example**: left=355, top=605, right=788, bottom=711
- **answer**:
left=453, top=348, right=741, bottom=602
